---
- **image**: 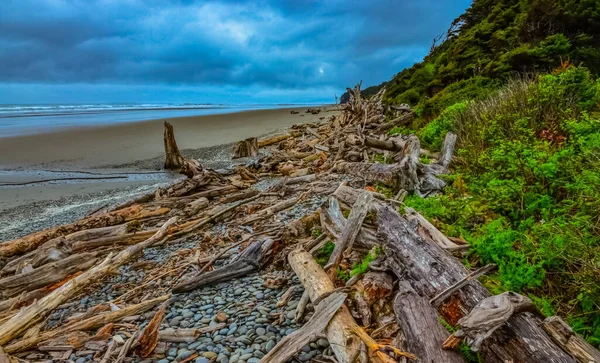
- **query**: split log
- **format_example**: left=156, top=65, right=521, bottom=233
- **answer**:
left=232, top=137, right=259, bottom=158
left=261, top=292, right=347, bottom=363
left=173, top=238, right=273, bottom=293
left=184, top=197, right=209, bottom=216
left=158, top=324, right=227, bottom=343
left=289, top=249, right=366, bottom=363
left=289, top=249, right=414, bottom=363
left=319, top=196, right=378, bottom=251
left=4, top=295, right=169, bottom=353
left=376, top=205, right=575, bottom=363
left=394, top=281, right=466, bottom=362
left=0, top=218, right=177, bottom=346
left=164, top=121, right=184, bottom=169
left=325, top=191, right=373, bottom=270
left=542, top=316, right=600, bottom=363
left=241, top=193, right=305, bottom=224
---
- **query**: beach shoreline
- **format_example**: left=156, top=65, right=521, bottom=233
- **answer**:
left=0, top=106, right=336, bottom=241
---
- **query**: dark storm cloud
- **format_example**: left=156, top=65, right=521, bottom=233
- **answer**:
left=0, top=0, right=471, bottom=90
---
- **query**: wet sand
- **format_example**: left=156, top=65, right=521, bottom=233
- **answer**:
left=0, top=106, right=331, bottom=169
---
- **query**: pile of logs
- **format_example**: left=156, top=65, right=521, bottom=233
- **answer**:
left=0, top=84, right=598, bottom=363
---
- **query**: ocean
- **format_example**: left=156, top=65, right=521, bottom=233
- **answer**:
left=0, top=103, right=307, bottom=137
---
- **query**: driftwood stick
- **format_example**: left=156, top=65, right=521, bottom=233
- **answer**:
left=295, top=290, right=310, bottom=323
left=430, top=264, right=497, bottom=307
left=158, top=324, right=227, bottom=343
left=261, top=292, right=347, bottom=363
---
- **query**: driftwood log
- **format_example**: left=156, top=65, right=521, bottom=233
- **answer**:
left=376, top=205, right=575, bottom=363
left=288, top=248, right=415, bottom=363
left=173, top=238, right=273, bottom=293
left=542, top=316, right=600, bottom=363
left=394, top=281, right=465, bottom=362
left=261, top=292, right=347, bottom=363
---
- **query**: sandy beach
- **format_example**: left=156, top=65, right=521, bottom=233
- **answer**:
left=0, top=106, right=332, bottom=169
left=0, top=106, right=335, bottom=241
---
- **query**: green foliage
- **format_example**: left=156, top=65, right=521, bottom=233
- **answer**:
left=404, top=67, right=600, bottom=346
left=315, top=241, right=335, bottom=266
left=350, top=246, right=382, bottom=277
left=311, top=228, right=322, bottom=238
left=374, top=182, right=394, bottom=199
left=384, top=0, right=600, bottom=118
left=336, top=267, right=350, bottom=282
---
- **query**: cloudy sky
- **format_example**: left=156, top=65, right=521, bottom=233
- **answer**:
left=0, top=0, right=471, bottom=104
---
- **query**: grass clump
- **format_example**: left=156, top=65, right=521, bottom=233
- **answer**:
left=350, top=246, right=382, bottom=277
left=315, top=241, right=335, bottom=266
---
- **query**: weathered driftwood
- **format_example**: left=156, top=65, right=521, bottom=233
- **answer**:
left=289, top=249, right=412, bottom=363
left=164, top=121, right=184, bottom=169
left=258, top=134, right=292, bottom=148
left=232, top=137, right=259, bottom=158
left=0, top=218, right=177, bottom=346
left=319, top=197, right=378, bottom=251
left=542, top=316, right=600, bottom=363
left=325, top=191, right=373, bottom=271
left=288, top=248, right=366, bottom=363
left=394, top=281, right=466, bottom=363
left=4, top=295, right=169, bottom=353
left=0, top=252, right=100, bottom=299
left=261, top=292, right=347, bottom=363
left=444, top=292, right=535, bottom=352
left=133, top=299, right=169, bottom=357
left=404, top=206, right=460, bottom=250
left=173, top=238, right=273, bottom=293
left=294, top=290, right=310, bottom=323
left=276, top=286, right=297, bottom=308
left=376, top=205, right=575, bottom=363
left=241, top=194, right=305, bottom=224
left=0, top=205, right=169, bottom=259
left=158, top=324, right=227, bottom=342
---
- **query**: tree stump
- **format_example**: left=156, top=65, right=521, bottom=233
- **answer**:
left=164, top=122, right=184, bottom=169
left=232, top=137, right=259, bottom=159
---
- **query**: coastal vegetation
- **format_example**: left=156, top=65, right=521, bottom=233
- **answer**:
left=364, top=0, right=600, bottom=347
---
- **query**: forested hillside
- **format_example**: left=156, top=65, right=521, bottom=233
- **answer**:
left=372, top=0, right=600, bottom=349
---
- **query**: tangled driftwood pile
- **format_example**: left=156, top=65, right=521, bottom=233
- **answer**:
left=0, top=84, right=598, bottom=363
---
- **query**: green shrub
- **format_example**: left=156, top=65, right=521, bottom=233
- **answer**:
left=405, top=66, right=600, bottom=346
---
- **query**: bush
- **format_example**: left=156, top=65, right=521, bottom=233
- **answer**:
left=405, top=66, right=600, bottom=346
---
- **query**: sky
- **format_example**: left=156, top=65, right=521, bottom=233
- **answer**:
left=0, top=0, right=472, bottom=104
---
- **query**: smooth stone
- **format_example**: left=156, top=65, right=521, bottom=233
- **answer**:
left=202, top=352, right=218, bottom=359
left=168, top=348, right=178, bottom=357
left=265, top=340, right=276, bottom=352
left=176, top=350, right=193, bottom=361
left=317, top=338, right=329, bottom=348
